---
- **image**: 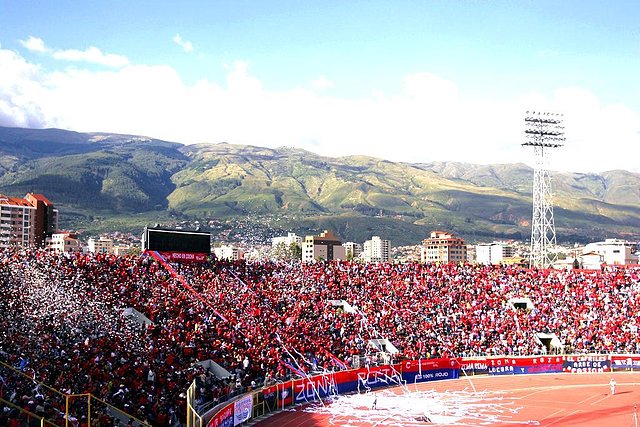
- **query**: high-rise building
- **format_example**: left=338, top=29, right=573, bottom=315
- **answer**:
left=362, top=236, right=391, bottom=263
left=301, top=230, right=346, bottom=262
left=421, top=231, right=467, bottom=264
left=25, top=193, right=58, bottom=247
left=0, top=193, right=58, bottom=248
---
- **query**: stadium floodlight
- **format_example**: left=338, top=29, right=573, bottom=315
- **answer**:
left=523, top=111, right=565, bottom=269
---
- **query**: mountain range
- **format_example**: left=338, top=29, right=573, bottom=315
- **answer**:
left=0, top=126, right=638, bottom=246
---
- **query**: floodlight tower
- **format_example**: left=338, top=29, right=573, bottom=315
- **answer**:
left=523, top=111, right=565, bottom=269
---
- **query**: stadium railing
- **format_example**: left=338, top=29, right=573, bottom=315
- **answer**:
left=0, top=397, right=61, bottom=427
left=186, top=380, right=204, bottom=427
left=0, top=359, right=150, bottom=427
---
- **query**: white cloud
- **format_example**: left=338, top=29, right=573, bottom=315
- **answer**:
left=52, top=46, right=129, bottom=68
left=0, top=48, right=51, bottom=128
left=311, top=76, right=334, bottom=91
left=18, top=36, right=129, bottom=67
left=173, top=34, right=194, bottom=53
left=0, top=43, right=638, bottom=173
left=19, top=36, right=49, bottom=53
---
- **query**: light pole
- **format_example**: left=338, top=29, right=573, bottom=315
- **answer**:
left=523, top=111, right=565, bottom=269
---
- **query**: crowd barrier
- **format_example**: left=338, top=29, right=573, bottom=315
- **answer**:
left=193, top=353, right=640, bottom=427
left=0, top=360, right=150, bottom=427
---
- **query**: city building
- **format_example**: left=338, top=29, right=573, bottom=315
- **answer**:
left=214, top=245, right=244, bottom=261
left=580, top=252, right=605, bottom=270
left=342, top=242, right=362, bottom=260
left=582, top=239, right=639, bottom=265
left=112, top=244, right=132, bottom=256
left=362, top=236, right=391, bottom=263
left=0, top=193, right=58, bottom=248
left=47, top=232, right=82, bottom=253
left=476, top=242, right=516, bottom=265
left=421, top=231, right=467, bottom=264
left=301, top=230, right=346, bottom=262
left=88, top=237, right=114, bottom=254
left=25, top=193, right=58, bottom=247
left=271, top=232, right=302, bottom=248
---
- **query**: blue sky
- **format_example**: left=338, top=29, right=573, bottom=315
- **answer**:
left=1, top=1, right=639, bottom=172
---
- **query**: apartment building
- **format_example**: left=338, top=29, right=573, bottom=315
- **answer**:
left=362, top=236, right=391, bottom=263
left=342, top=241, right=362, bottom=260
left=302, top=230, right=346, bottom=262
left=0, top=193, right=58, bottom=248
left=476, top=242, right=516, bottom=265
left=421, top=230, right=467, bottom=264
left=88, top=237, right=114, bottom=254
left=47, top=232, right=82, bottom=253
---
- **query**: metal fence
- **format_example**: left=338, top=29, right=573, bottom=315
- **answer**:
left=0, top=359, right=150, bottom=427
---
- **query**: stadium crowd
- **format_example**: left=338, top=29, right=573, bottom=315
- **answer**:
left=1, top=247, right=639, bottom=426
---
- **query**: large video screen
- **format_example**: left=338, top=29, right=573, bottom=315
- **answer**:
left=143, top=228, right=211, bottom=254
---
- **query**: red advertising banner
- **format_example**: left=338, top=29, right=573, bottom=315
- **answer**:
left=208, top=402, right=234, bottom=427
left=402, top=358, right=460, bottom=372
left=159, top=251, right=208, bottom=262
left=459, top=358, right=488, bottom=373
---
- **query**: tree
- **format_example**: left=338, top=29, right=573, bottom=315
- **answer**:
left=271, top=241, right=302, bottom=260
left=289, top=242, right=302, bottom=260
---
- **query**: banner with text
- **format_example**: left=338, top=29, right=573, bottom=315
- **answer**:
left=158, top=251, right=208, bottom=262
left=562, top=355, right=610, bottom=373
left=233, top=394, right=253, bottom=426
left=208, top=354, right=640, bottom=426
left=208, top=402, right=234, bottom=427
left=611, top=355, right=640, bottom=370
left=488, top=356, right=564, bottom=375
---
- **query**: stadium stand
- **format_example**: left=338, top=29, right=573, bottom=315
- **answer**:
left=1, top=247, right=639, bottom=426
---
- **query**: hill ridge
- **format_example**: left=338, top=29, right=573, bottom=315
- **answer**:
left=1, top=126, right=638, bottom=244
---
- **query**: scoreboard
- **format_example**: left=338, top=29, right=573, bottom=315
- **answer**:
left=142, top=227, right=211, bottom=261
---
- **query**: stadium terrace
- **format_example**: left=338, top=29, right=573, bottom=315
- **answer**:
left=1, top=248, right=639, bottom=426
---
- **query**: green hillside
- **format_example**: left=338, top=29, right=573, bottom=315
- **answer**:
left=0, top=126, right=638, bottom=245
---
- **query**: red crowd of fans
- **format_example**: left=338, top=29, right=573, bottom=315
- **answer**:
left=1, top=248, right=639, bottom=426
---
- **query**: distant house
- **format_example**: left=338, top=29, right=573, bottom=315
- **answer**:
left=112, top=244, right=132, bottom=256
left=302, top=230, right=346, bottom=262
left=476, top=242, right=516, bottom=265
left=421, top=231, right=467, bottom=264
left=582, top=239, right=638, bottom=265
left=271, top=232, right=302, bottom=248
left=342, top=241, right=362, bottom=260
left=47, top=232, right=82, bottom=253
left=580, top=251, right=605, bottom=270
left=88, top=237, right=114, bottom=254
left=214, top=245, right=244, bottom=261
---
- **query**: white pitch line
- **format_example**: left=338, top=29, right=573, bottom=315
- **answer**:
left=504, top=381, right=640, bottom=395
left=590, top=394, right=612, bottom=406
left=545, top=409, right=582, bottom=426
left=540, top=407, right=568, bottom=421
left=577, top=394, right=601, bottom=404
